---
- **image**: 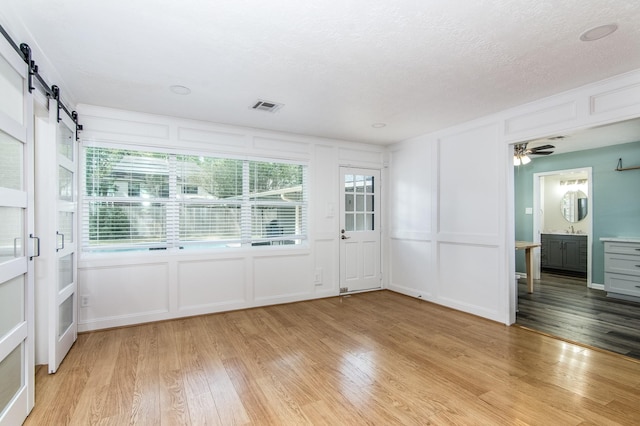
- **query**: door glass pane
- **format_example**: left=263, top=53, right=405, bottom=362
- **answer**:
left=345, top=194, right=354, bottom=212
left=365, top=176, right=374, bottom=193
left=366, top=214, right=374, bottom=231
left=344, top=175, right=354, bottom=193
left=356, top=194, right=364, bottom=212
left=58, top=254, right=73, bottom=291
left=0, top=131, right=23, bottom=191
left=0, top=207, right=23, bottom=263
left=58, top=294, right=73, bottom=337
left=59, top=211, right=73, bottom=243
left=355, top=213, right=364, bottom=231
left=366, top=195, right=374, bottom=212
left=355, top=175, right=365, bottom=193
left=59, top=166, right=73, bottom=201
left=57, top=122, right=74, bottom=162
left=0, top=275, right=23, bottom=338
left=345, top=214, right=354, bottom=232
left=0, top=344, right=23, bottom=414
left=0, top=54, right=23, bottom=125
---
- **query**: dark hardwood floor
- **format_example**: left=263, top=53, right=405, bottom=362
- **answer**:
left=517, top=273, right=640, bottom=360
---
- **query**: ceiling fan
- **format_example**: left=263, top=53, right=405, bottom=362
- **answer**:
left=514, top=143, right=555, bottom=165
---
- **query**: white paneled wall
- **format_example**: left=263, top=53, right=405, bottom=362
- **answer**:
left=389, top=68, right=640, bottom=324
left=76, top=105, right=384, bottom=331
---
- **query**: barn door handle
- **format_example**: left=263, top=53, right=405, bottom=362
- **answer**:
left=56, top=231, right=65, bottom=252
left=29, top=234, right=40, bottom=260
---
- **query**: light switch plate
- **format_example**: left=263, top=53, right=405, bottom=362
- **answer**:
left=525, top=207, right=533, bottom=214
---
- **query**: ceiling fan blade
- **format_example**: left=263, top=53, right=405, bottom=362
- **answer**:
left=528, top=144, right=555, bottom=152
left=530, top=151, right=553, bottom=155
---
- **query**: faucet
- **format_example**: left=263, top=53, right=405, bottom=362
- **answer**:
left=570, top=225, right=574, bottom=234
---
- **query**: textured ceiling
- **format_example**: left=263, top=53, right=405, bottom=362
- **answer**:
left=2, top=0, right=640, bottom=145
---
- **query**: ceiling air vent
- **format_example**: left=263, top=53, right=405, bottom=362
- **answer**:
left=251, top=99, right=284, bottom=113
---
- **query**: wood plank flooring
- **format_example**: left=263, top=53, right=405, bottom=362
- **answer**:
left=517, top=273, right=640, bottom=359
left=25, top=290, right=640, bottom=425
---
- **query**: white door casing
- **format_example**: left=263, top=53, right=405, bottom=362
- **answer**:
left=339, top=167, right=382, bottom=293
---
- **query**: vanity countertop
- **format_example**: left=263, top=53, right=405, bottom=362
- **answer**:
left=542, top=231, right=588, bottom=236
left=600, top=237, right=640, bottom=243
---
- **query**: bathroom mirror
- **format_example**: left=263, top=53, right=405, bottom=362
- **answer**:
left=561, top=190, right=588, bottom=223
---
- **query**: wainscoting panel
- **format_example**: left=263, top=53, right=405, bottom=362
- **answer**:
left=177, top=258, right=247, bottom=311
left=78, top=263, right=170, bottom=325
left=438, top=123, right=501, bottom=238
left=253, top=254, right=313, bottom=302
left=438, top=242, right=502, bottom=321
left=389, top=238, right=433, bottom=298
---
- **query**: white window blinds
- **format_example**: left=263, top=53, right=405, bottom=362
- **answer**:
left=82, top=146, right=307, bottom=252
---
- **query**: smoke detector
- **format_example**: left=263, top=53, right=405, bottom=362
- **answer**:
left=251, top=99, right=284, bottom=113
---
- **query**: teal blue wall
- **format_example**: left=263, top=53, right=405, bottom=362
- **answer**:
left=515, top=140, right=640, bottom=283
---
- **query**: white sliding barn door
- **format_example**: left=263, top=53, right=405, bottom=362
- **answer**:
left=46, top=99, right=78, bottom=373
left=0, top=37, right=35, bottom=425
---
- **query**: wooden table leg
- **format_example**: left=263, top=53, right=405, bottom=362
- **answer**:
left=525, top=247, right=534, bottom=293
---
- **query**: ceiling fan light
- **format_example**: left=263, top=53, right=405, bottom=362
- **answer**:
left=521, top=155, right=531, bottom=165
left=514, top=156, right=522, bottom=166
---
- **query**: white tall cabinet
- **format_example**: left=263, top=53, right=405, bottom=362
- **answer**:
left=602, top=238, right=640, bottom=300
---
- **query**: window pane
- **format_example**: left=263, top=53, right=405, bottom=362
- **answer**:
left=177, top=155, right=243, bottom=200
left=356, top=194, right=364, bottom=212
left=249, top=161, right=303, bottom=202
left=0, top=275, right=23, bottom=339
left=0, top=131, right=23, bottom=191
left=85, top=148, right=169, bottom=198
left=58, top=294, right=73, bottom=337
left=0, top=53, right=23, bottom=125
left=179, top=203, right=241, bottom=245
left=87, top=202, right=166, bottom=249
left=58, top=254, right=73, bottom=291
left=0, top=344, right=23, bottom=415
left=58, top=121, right=74, bottom=162
left=251, top=205, right=301, bottom=242
left=0, top=207, right=23, bottom=263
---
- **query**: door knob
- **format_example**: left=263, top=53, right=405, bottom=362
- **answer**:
left=341, top=235, right=350, bottom=240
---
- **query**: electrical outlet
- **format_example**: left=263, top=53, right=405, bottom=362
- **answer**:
left=80, top=295, right=90, bottom=307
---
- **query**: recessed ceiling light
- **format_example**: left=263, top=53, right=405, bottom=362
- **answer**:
left=169, top=85, right=191, bottom=95
left=579, top=24, right=618, bottom=42
left=372, top=123, right=386, bottom=128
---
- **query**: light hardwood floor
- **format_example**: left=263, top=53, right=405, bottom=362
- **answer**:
left=25, top=291, right=640, bottom=425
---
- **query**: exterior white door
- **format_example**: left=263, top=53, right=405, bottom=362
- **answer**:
left=47, top=99, right=78, bottom=373
left=0, top=37, right=35, bottom=425
left=339, top=167, right=381, bottom=293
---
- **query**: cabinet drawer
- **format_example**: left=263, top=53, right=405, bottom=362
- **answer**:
left=604, top=242, right=640, bottom=255
left=605, top=273, right=640, bottom=297
left=605, top=253, right=640, bottom=276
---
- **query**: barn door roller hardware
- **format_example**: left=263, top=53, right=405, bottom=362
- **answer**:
left=0, top=23, right=82, bottom=138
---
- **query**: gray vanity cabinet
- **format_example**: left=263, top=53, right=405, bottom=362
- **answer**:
left=541, top=234, right=587, bottom=277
